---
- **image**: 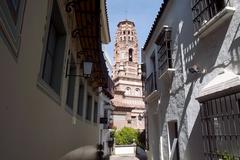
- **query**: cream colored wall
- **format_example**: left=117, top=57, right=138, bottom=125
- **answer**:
left=0, top=0, right=101, bottom=160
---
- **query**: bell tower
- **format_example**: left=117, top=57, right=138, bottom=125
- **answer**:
left=111, top=20, right=145, bottom=130
left=114, top=20, right=138, bottom=63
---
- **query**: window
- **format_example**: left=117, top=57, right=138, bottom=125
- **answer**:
left=156, top=26, right=172, bottom=77
left=125, top=87, right=131, bottom=95
left=167, top=121, right=179, bottom=160
left=77, top=83, right=84, bottom=116
left=103, top=108, right=108, bottom=129
left=0, top=0, right=26, bottom=56
left=41, top=0, right=66, bottom=95
left=135, top=88, right=141, bottom=96
left=86, top=94, right=92, bottom=121
left=129, top=48, right=133, bottom=62
left=93, top=101, right=98, bottom=123
left=6, top=0, right=20, bottom=24
left=128, top=30, right=130, bottom=35
left=66, top=57, right=76, bottom=110
left=123, top=31, right=125, bottom=34
left=191, top=0, right=227, bottom=32
left=200, top=93, right=240, bottom=159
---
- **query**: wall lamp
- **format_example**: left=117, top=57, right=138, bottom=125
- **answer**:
left=138, top=113, right=144, bottom=121
left=188, top=64, right=206, bottom=74
left=65, top=59, right=93, bottom=78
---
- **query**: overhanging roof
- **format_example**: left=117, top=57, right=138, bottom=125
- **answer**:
left=143, top=0, right=170, bottom=50
left=66, top=0, right=109, bottom=88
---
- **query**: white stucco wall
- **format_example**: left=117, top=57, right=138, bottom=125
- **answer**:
left=0, top=0, right=106, bottom=159
left=143, top=0, right=240, bottom=159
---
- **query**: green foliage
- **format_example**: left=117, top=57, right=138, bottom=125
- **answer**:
left=114, top=127, right=139, bottom=145
left=222, top=152, right=235, bottom=160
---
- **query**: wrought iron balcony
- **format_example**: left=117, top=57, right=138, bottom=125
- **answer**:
left=102, top=75, right=114, bottom=99
left=156, top=26, right=175, bottom=79
left=191, top=0, right=235, bottom=37
left=145, top=72, right=157, bottom=98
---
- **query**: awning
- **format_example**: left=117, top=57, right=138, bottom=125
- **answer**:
left=66, top=0, right=108, bottom=88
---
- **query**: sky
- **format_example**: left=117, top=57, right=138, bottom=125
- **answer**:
left=104, top=0, right=163, bottom=64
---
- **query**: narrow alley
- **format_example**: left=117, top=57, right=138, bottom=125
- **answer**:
left=0, top=0, right=240, bottom=160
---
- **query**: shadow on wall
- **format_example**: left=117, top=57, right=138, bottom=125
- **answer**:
left=184, top=18, right=232, bottom=84
left=184, top=113, right=204, bottom=160
left=229, top=22, right=240, bottom=74
left=178, top=82, right=194, bottom=135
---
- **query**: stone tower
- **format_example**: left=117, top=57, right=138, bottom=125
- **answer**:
left=111, top=20, right=145, bottom=130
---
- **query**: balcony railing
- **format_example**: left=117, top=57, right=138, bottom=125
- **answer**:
left=102, top=75, right=114, bottom=99
left=156, top=26, right=173, bottom=78
left=145, top=72, right=157, bottom=97
left=191, top=0, right=229, bottom=32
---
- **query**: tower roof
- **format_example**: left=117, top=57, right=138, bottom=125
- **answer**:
left=117, top=20, right=135, bottom=27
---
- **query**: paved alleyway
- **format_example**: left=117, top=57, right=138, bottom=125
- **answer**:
left=110, top=155, right=139, bottom=160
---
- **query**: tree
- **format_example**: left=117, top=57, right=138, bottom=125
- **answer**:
left=114, top=127, right=138, bottom=145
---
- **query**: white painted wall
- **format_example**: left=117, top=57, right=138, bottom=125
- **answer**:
left=0, top=0, right=109, bottom=159
left=143, top=0, right=240, bottom=159
left=114, top=145, right=136, bottom=155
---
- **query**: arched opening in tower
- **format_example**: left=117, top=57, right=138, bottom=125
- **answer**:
left=129, top=48, right=133, bottom=62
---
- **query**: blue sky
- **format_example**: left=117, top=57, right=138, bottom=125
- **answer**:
left=104, top=0, right=163, bottom=64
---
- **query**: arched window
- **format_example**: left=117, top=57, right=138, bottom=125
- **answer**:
left=135, top=88, right=141, bottom=96
left=125, top=87, right=131, bottom=95
left=128, top=30, right=130, bottom=34
left=129, top=48, right=133, bottom=62
left=123, top=31, right=125, bottom=34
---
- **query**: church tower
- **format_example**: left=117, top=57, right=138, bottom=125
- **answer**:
left=111, top=20, right=145, bottom=130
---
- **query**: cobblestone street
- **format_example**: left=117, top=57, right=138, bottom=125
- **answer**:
left=110, top=155, right=139, bottom=160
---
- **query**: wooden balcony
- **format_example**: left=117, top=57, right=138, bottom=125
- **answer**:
left=145, top=73, right=157, bottom=97
left=102, top=75, right=114, bottom=99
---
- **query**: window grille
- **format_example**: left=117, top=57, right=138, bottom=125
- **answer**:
left=86, top=94, right=93, bottom=121
left=145, top=72, right=157, bottom=97
left=77, top=83, right=84, bottom=116
left=42, top=0, right=66, bottom=95
left=93, top=102, right=98, bottom=123
left=191, top=0, right=228, bottom=32
left=66, top=57, right=76, bottom=110
left=156, top=26, right=172, bottom=77
left=200, top=92, right=240, bottom=160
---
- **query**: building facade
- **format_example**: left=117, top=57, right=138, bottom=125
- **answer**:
left=0, top=0, right=113, bottom=159
left=111, top=20, right=145, bottom=130
left=143, top=0, right=240, bottom=160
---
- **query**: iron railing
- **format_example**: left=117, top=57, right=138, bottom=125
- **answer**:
left=200, top=92, right=240, bottom=160
left=156, top=27, right=173, bottom=78
left=145, top=72, right=157, bottom=97
left=191, top=0, right=229, bottom=32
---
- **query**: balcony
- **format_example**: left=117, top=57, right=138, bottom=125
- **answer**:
left=145, top=72, right=159, bottom=102
left=192, top=0, right=235, bottom=38
left=156, top=26, right=175, bottom=80
left=102, top=75, right=114, bottom=99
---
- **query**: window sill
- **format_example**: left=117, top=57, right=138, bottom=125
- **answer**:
left=65, top=105, right=74, bottom=116
left=37, top=78, right=61, bottom=105
left=158, top=68, right=175, bottom=80
left=144, top=90, right=160, bottom=103
left=194, top=6, right=235, bottom=38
